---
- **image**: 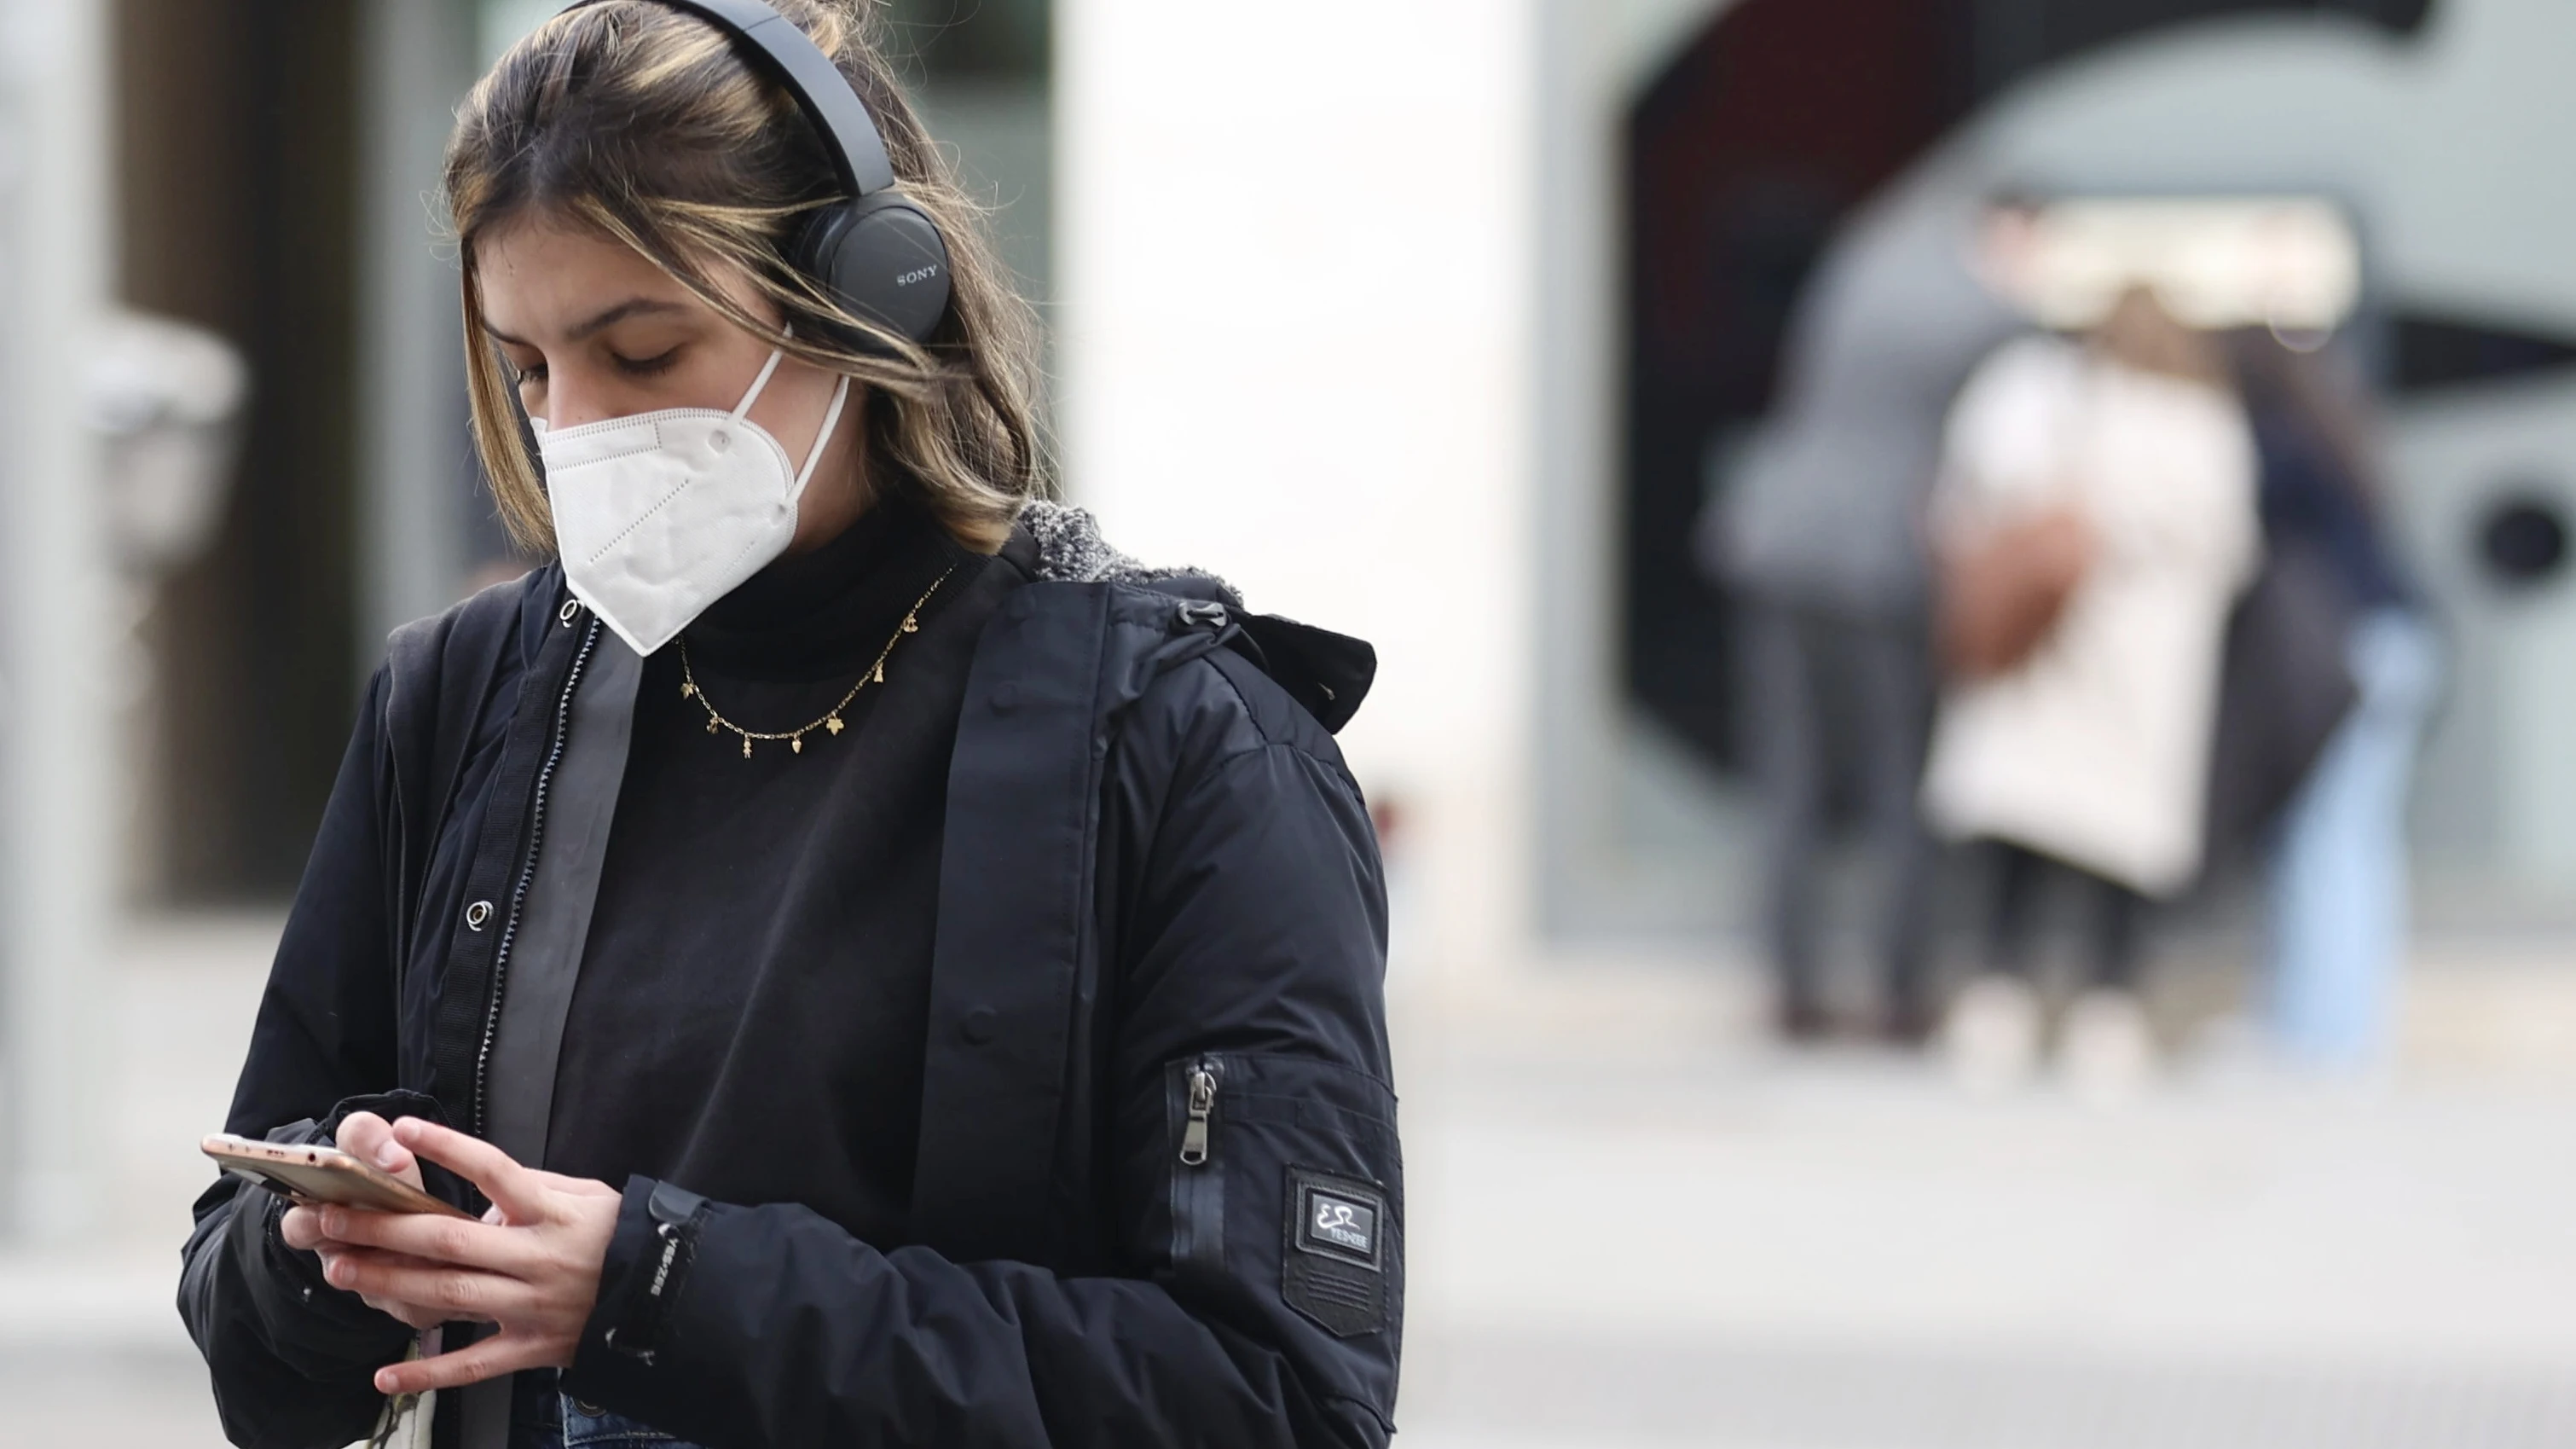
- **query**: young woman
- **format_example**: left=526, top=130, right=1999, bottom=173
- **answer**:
left=177, top=4, right=1399, bottom=1447
left=1922, top=287, right=2260, bottom=1094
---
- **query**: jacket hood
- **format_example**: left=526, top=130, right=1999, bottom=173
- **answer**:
left=1019, top=499, right=1239, bottom=601
left=1014, top=499, right=1376, bottom=733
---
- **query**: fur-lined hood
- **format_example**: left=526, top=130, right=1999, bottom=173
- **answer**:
left=1016, top=499, right=1236, bottom=601
left=1010, top=499, right=1375, bottom=733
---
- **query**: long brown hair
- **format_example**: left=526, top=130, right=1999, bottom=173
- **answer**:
left=444, top=0, right=1045, bottom=554
left=2092, top=285, right=2229, bottom=388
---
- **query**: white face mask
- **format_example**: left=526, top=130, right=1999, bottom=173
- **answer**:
left=534, top=348, right=850, bottom=657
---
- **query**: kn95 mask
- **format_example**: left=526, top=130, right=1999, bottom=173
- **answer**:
left=535, top=348, right=849, bottom=657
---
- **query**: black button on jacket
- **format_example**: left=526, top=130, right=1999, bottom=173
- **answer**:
left=177, top=504, right=1400, bottom=1449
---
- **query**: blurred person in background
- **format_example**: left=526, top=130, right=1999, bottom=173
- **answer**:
left=1924, top=287, right=2260, bottom=1095
left=1701, top=187, right=2039, bottom=1044
left=2227, top=328, right=2437, bottom=1074
left=177, top=4, right=1400, bottom=1449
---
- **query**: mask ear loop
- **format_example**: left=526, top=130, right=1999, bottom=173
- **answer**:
left=729, top=347, right=790, bottom=417
left=787, top=376, right=853, bottom=506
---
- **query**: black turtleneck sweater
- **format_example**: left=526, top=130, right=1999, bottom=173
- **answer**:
left=544, top=501, right=1020, bottom=1247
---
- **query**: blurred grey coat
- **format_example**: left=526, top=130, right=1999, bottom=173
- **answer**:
left=1703, top=190, right=2028, bottom=619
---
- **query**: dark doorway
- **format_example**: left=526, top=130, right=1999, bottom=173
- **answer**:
left=1622, top=0, right=2435, bottom=776
left=117, top=1, right=361, bottom=901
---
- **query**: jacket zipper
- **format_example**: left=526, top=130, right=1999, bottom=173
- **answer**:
left=470, top=614, right=601, bottom=1138
left=1172, top=1057, right=1224, bottom=1272
left=1179, top=1062, right=1217, bottom=1166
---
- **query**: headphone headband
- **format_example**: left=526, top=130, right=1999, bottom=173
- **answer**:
left=563, top=0, right=897, bottom=195
left=553, top=0, right=951, bottom=349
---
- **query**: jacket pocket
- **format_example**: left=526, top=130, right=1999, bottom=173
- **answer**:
left=1282, top=1165, right=1392, bottom=1337
left=1161, top=1052, right=1404, bottom=1346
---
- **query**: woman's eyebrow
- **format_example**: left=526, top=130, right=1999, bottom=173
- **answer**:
left=481, top=297, right=689, bottom=348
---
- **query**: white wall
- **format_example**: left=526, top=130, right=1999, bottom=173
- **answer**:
left=359, top=0, right=479, bottom=657
left=0, top=0, right=114, bottom=1240
left=1056, top=2, right=1540, bottom=985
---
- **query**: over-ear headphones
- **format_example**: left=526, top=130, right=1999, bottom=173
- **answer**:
left=564, top=0, right=952, bottom=351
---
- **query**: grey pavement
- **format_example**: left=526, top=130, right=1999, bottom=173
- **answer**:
left=13, top=915, right=2576, bottom=1447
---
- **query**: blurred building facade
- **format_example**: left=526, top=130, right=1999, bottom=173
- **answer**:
left=1538, top=0, right=2576, bottom=965
left=61, top=0, right=2576, bottom=1001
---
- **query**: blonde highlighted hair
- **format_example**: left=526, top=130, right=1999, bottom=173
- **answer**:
left=445, top=0, right=1045, bottom=554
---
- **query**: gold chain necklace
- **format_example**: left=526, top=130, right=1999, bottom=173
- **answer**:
left=677, top=565, right=957, bottom=759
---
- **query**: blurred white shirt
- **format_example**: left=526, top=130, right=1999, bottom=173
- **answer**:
left=1920, top=334, right=2260, bottom=896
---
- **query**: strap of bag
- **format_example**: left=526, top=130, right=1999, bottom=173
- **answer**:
left=352, top=1334, right=438, bottom=1449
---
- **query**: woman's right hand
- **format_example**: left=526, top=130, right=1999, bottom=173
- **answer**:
left=278, top=1111, right=448, bottom=1330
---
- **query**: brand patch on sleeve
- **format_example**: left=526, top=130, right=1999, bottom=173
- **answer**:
left=1282, top=1167, right=1392, bottom=1337
left=1297, top=1184, right=1381, bottom=1264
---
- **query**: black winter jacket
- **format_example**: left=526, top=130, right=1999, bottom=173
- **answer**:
left=177, top=509, right=1401, bottom=1449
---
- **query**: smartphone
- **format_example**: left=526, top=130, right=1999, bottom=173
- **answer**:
left=201, top=1133, right=473, bottom=1219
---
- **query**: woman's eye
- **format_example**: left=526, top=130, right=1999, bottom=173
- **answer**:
left=612, top=347, right=680, bottom=377
left=511, top=361, right=548, bottom=388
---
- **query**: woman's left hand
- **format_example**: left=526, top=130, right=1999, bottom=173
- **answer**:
left=312, top=1116, right=622, bottom=1395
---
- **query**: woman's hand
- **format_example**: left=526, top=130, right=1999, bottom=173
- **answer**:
left=305, top=1116, right=622, bottom=1394
left=280, top=1111, right=448, bottom=1329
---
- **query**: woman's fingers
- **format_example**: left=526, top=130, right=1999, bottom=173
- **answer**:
left=359, top=1292, right=450, bottom=1331
left=331, top=1113, right=425, bottom=1189
left=391, top=1119, right=547, bottom=1222
left=375, top=1330, right=548, bottom=1395
left=524, top=1168, right=623, bottom=1201
left=320, top=1243, right=458, bottom=1278
left=318, top=1204, right=540, bottom=1277
left=316, top=1243, right=459, bottom=1329
left=281, top=1203, right=327, bottom=1251
left=325, top=1252, right=536, bottom=1324
left=333, top=1111, right=391, bottom=1158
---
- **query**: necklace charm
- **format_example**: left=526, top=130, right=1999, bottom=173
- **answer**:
left=675, top=565, right=955, bottom=762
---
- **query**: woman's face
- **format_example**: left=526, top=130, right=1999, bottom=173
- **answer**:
left=477, top=216, right=867, bottom=554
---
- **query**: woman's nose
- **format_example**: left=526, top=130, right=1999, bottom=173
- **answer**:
left=545, top=383, right=614, bottom=432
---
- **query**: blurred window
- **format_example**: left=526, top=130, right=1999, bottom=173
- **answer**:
left=2389, top=315, right=2576, bottom=396
left=2017, top=197, right=2359, bottom=333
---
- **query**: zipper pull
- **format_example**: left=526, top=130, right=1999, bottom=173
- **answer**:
left=1179, top=1064, right=1217, bottom=1166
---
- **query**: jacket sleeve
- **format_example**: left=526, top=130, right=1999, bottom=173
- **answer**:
left=177, top=665, right=426, bottom=1449
left=562, top=656, right=1399, bottom=1448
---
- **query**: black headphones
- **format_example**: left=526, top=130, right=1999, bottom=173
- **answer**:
left=564, top=0, right=953, bottom=351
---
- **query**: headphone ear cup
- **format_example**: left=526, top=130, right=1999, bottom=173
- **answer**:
left=795, top=194, right=952, bottom=351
